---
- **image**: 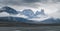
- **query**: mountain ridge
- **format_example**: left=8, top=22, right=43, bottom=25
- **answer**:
left=0, top=6, right=18, bottom=15
left=0, top=6, right=60, bottom=24
left=0, top=16, right=60, bottom=24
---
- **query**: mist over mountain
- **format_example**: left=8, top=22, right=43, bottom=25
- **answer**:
left=20, top=9, right=46, bottom=18
left=0, top=6, right=60, bottom=24
left=0, top=6, right=47, bottom=18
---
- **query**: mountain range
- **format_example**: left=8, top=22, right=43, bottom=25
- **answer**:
left=0, top=6, right=46, bottom=18
left=0, top=16, right=60, bottom=24
left=0, top=6, right=60, bottom=24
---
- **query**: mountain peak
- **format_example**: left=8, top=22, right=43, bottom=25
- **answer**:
left=35, top=9, right=45, bottom=15
left=22, top=9, right=34, bottom=18
left=0, top=6, right=18, bottom=15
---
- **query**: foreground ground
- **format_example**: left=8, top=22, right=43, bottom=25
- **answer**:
left=0, top=22, right=60, bottom=31
left=0, top=22, right=60, bottom=27
left=0, top=26, right=60, bottom=31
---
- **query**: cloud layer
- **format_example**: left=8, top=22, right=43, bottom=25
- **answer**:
left=0, top=0, right=60, bottom=9
left=0, top=0, right=60, bottom=18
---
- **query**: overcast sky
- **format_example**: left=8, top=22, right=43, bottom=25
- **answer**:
left=0, top=0, right=60, bottom=18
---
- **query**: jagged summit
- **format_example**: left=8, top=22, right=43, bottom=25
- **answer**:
left=41, top=9, right=45, bottom=15
left=35, top=9, right=45, bottom=15
left=20, top=9, right=47, bottom=18
left=0, top=6, right=18, bottom=15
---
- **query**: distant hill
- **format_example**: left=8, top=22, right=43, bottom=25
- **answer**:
left=40, top=18, right=60, bottom=24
